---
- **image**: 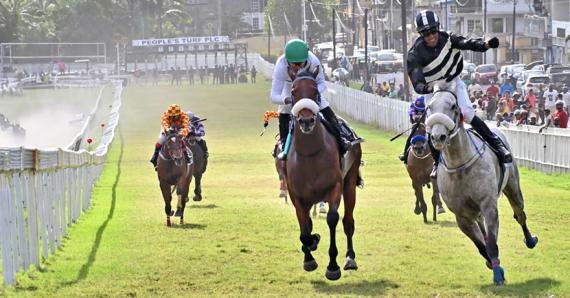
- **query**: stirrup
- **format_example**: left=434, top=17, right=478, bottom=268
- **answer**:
left=399, top=154, right=405, bottom=162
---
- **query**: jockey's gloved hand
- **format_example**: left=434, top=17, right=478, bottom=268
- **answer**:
left=487, top=37, right=500, bottom=49
left=263, top=122, right=268, bottom=128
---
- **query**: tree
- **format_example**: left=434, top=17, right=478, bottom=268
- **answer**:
left=264, top=0, right=339, bottom=43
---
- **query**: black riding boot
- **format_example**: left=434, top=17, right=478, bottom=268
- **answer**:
left=470, top=116, right=513, bottom=164
left=150, top=147, right=160, bottom=170
left=278, top=113, right=291, bottom=150
left=428, top=139, right=441, bottom=179
left=400, top=134, right=413, bottom=163
left=198, top=139, right=209, bottom=158
left=321, top=107, right=351, bottom=155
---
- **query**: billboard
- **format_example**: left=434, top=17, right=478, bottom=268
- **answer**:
left=132, top=36, right=230, bottom=47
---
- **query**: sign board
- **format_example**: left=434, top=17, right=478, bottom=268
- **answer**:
left=132, top=36, right=230, bottom=47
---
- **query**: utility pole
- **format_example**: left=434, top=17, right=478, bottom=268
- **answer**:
left=390, top=0, right=394, bottom=49
left=302, top=0, right=308, bottom=41
left=364, top=8, right=369, bottom=83
left=352, top=0, right=357, bottom=53
left=483, top=0, right=487, bottom=63
left=333, top=8, right=337, bottom=68
left=401, top=0, right=409, bottom=101
left=267, top=15, right=271, bottom=57
left=445, top=0, right=448, bottom=30
left=511, top=0, right=516, bottom=63
left=217, top=0, right=222, bottom=35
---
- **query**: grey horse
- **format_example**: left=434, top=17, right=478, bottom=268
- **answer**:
left=425, top=81, right=538, bottom=286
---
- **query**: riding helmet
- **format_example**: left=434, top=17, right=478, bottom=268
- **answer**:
left=285, top=39, right=309, bottom=63
left=415, top=10, right=440, bottom=33
left=167, top=104, right=183, bottom=116
left=413, top=95, right=426, bottom=111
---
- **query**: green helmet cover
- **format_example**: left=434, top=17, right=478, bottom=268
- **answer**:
left=285, top=39, right=309, bottom=63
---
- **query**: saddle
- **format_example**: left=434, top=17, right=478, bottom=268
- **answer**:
left=465, top=128, right=509, bottom=194
left=320, top=115, right=363, bottom=145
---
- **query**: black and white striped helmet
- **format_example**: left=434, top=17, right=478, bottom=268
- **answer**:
left=415, top=10, right=440, bottom=32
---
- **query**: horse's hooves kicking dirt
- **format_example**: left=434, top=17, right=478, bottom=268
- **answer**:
left=493, top=266, right=506, bottom=286
left=344, top=257, right=358, bottom=270
left=525, top=236, right=538, bottom=249
left=193, top=195, right=202, bottom=201
left=325, top=268, right=341, bottom=280
left=303, top=260, right=318, bottom=272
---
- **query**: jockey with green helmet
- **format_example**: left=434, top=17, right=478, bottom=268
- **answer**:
left=270, top=39, right=350, bottom=159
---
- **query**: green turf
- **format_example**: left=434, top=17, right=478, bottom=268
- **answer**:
left=1, top=79, right=569, bottom=297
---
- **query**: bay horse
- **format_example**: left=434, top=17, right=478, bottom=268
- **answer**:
left=405, top=123, right=445, bottom=223
left=426, top=81, right=538, bottom=286
left=273, top=140, right=288, bottom=203
left=157, top=127, right=193, bottom=226
left=185, top=135, right=207, bottom=201
left=285, top=67, right=362, bottom=281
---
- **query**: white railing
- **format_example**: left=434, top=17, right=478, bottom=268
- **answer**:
left=253, top=54, right=570, bottom=175
left=0, top=80, right=123, bottom=286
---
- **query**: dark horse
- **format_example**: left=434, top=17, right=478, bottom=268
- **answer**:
left=185, top=135, right=207, bottom=201
left=157, top=127, right=193, bottom=226
left=285, top=67, right=362, bottom=281
left=405, top=123, right=445, bottom=223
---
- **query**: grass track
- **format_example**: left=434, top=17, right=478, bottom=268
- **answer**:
left=1, top=80, right=569, bottom=297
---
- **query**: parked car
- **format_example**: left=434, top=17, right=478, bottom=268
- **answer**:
left=546, top=65, right=570, bottom=75
left=550, top=72, right=570, bottom=89
left=498, top=64, right=525, bottom=83
left=461, top=62, right=476, bottom=79
left=516, top=70, right=544, bottom=91
left=373, top=52, right=403, bottom=73
left=522, top=74, right=550, bottom=96
left=472, top=64, right=498, bottom=84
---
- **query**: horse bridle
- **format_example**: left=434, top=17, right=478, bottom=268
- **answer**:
left=428, top=89, right=462, bottom=141
left=291, top=74, right=322, bottom=105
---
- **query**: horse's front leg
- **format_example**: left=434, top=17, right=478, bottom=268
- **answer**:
left=481, top=200, right=505, bottom=286
left=325, top=183, right=343, bottom=281
left=413, top=182, right=427, bottom=223
left=294, top=201, right=320, bottom=272
left=160, top=181, right=174, bottom=227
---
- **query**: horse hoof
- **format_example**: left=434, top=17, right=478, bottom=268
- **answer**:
left=308, top=234, right=320, bottom=251
left=414, top=206, right=422, bottom=215
left=303, top=260, right=318, bottom=272
left=168, top=210, right=175, bottom=217
left=174, top=208, right=182, bottom=217
left=525, top=236, right=538, bottom=249
left=325, top=268, right=341, bottom=281
left=344, top=257, right=358, bottom=270
left=180, top=219, right=184, bottom=225
left=438, top=207, right=446, bottom=214
left=493, top=266, right=505, bottom=286
left=279, top=191, right=286, bottom=198
left=193, top=195, right=202, bottom=202
left=319, top=207, right=327, bottom=214
left=166, top=220, right=172, bottom=227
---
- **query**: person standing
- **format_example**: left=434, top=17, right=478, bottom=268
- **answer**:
left=251, top=65, right=257, bottom=83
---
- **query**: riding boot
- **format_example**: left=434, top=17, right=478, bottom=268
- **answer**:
left=321, top=107, right=351, bottom=156
left=400, top=133, right=413, bottom=163
left=278, top=113, right=291, bottom=151
left=428, top=139, right=441, bottom=179
left=198, top=139, right=209, bottom=159
left=150, top=144, right=161, bottom=171
left=470, top=116, right=513, bottom=164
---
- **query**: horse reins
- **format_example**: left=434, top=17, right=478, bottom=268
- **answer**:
left=429, top=89, right=462, bottom=141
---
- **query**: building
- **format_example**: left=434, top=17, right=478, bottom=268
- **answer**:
left=548, top=0, right=570, bottom=64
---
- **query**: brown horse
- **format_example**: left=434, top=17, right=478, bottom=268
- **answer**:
left=157, top=127, right=193, bottom=226
left=405, top=123, right=445, bottom=223
left=285, top=68, right=362, bottom=281
left=185, top=135, right=207, bottom=201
